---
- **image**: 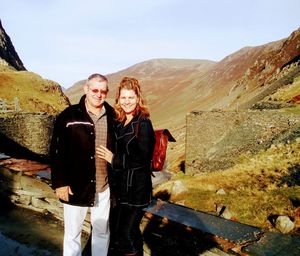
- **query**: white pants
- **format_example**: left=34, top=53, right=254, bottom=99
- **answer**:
left=63, top=188, right=110, bottom=256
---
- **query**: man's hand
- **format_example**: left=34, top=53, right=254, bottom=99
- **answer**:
left=55, top=186, right=73, bottom=202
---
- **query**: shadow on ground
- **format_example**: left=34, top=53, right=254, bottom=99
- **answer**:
left=0, top=201, right=63, bottom=256
left=142, top=216, right=220, bottom=256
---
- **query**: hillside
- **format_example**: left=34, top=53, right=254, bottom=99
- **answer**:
left=0, top=71, right=70, bottom=113
left=66, top=29, right=300, bottom=124
left=65, top=28, right=300, bottom=172
left=0, top=19, right=70, bottom=114
left=66, top=58, right=216, bottom=122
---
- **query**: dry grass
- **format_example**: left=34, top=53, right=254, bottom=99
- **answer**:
left=0, top=71, right=69, bottom=113
left=154, top=139, right=300, bottom=230
left=268, top=76, right=300, bottom=102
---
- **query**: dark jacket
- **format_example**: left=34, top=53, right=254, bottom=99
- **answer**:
left=111, top=114, right=155, bottom=207
left=50, top=95, right=115, bottom=206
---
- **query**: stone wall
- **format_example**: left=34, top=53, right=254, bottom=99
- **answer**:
left=185, top=110, right=300, bottom=175
left=0, top=112, right=55, bottom=157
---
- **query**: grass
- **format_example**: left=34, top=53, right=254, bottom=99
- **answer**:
left=0, top=70, right=69, bottom=114
left=268, top=76, right=300, bottom=102
left=154, top=138, right=300, bottom=230
left=153, top=72, right=300, bottom=230
left=280, top=105, right=300, bottom=115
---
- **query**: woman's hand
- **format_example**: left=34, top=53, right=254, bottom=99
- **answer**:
left=96, top=145, right=113, bottom=164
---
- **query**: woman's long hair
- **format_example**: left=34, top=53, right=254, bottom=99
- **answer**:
left=114, top=77, right=150, bottom=122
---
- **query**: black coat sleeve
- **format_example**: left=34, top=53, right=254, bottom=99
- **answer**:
left=50, top=112, right=70, bottom=189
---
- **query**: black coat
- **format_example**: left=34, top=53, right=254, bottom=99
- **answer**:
left=50, top=95, right=115, bottom=206
left=111, top=114, right=155, bottom=207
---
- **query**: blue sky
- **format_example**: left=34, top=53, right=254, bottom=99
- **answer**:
left=1, top=0, right=299, bottom=88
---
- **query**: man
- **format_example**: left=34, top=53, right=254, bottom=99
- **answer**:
left=50, top=73, right=115, bottom=256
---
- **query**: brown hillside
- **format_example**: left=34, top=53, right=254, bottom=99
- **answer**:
left=66, top=59, right=216, bottom=101
left=66, top=28, right=300, bottom=172
left=66, top=28, right=300, bottom=129
left=65, top=58, right=216, bottom=129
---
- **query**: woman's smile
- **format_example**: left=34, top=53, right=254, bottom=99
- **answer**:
left=119, top=89, right=138, bottom=115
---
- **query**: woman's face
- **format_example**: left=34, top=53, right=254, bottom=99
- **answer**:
left=119, top=89, right=138, bottom=115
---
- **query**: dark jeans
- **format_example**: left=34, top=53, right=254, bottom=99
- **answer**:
left=109, top=204, right=144, bottom=255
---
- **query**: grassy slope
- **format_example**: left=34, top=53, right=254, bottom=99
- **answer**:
left=154, top=74, right=300, bottom=231
left=0, top=70, right=69, bottom=113
left=155, top=138, right=300, bottom=230
left=269, top=75, right=300, bottom=102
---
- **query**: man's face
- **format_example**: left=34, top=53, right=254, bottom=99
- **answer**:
left=84, top=78, right=108, bottom=109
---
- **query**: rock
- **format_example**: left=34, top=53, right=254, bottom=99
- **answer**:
left=275, top=215, right=295, bottom=233
left=151, top=170, right=172, bottom=188
left=220, top=208, right=234, bottom=220
left=171, top=180, right=188, bottom=196
left=216, top=188, right=226, bottom=195
left=20, top=174, right=54, bottom=198
left=215, top=204, right=234, bottom=220
left=19, top=194, right=31, bottom=206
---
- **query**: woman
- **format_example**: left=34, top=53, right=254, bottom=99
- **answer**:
left=97, top=77, right=156, bottom=256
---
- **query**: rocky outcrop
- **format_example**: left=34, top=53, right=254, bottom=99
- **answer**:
left=0, top=19, right=26, bottom=71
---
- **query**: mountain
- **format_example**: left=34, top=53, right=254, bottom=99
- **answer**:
left=66, top=58, right=216, bottom=128
left=0, top=19, right=70, bottom=113
left=65, top=28, right=300, bottom=171
left=66, top=29, right=300, bottom=126
left=1, top=18, right=299, bottom=171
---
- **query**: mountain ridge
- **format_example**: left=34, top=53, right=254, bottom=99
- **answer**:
left=65, top=28, right=300, bottom=129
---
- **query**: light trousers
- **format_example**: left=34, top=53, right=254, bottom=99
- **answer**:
left=63, top=188, right=110, bottom=256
